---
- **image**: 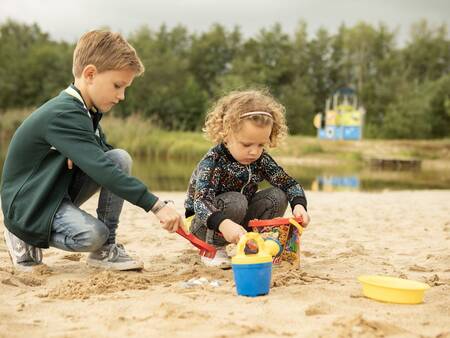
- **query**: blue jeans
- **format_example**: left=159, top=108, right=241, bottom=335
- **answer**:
left=191, top=187, right=288, bottom=246
left=49, top=149, right=132, bottom=252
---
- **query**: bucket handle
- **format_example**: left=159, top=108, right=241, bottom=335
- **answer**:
left=236, top=232, right=266, bottom=257
left=289, top=218, right=304, bottom=236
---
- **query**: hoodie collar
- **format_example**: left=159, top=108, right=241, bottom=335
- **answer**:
left=218, top=143, right=237, bottom=163
left=65, top=84, right=100, bottom=115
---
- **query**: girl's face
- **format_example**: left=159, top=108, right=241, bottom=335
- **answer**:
left=225, top=119, right=272, bottom=165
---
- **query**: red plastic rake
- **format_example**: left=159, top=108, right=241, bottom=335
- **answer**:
left=176, top=227, right=217, bottom=258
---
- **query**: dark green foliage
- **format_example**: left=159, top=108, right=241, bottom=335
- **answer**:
left=0, top=19, right=448, bottom=138
left=0, top=20, right=73, bottom=109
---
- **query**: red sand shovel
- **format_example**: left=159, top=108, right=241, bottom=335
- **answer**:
left=176, top=227, right=217, bottom=258
left=175, top=214, right=216, bottom=258
left=162, top=201, right=217, bottom=259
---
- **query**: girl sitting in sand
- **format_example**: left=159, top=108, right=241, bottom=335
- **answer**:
left=184, top=89, right=310, bottom=268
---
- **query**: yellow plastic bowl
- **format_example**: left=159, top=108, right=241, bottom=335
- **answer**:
left=357, top=275, right=430, bottom=304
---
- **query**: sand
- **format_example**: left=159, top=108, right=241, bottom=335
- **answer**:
left=0, top=190, right=449, bottom=338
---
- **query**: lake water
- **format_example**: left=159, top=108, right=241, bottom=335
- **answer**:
left=130, top=157, right=450, bottom=192
left=1, top=146, right=449, bottom=192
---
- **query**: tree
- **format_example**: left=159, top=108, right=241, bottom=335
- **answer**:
left=279, top=77, right=315, bottom=135
left=0, top=20, right=52, bottom=109
left=403, top=20, right=450, bottom=83
left=222, top=23, right=294, bottom=97
left=307, top=27, right=333, bottom=114
left=189, top=24, right=241, bottom=96
left=428, top=74, right=450, bottom=137
left=124, top=25, right=207, bottom=130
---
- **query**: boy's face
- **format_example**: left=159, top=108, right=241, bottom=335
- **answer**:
left=85, top=68, right=136, bottom=112
left=225, top=120, right=272, bottom=165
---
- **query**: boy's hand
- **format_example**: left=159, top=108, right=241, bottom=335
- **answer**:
left=218, top=219, right=247, bottom=244
left=293, top=204, right=310, bottom=227
left=155, top=204, right=184, bottom=233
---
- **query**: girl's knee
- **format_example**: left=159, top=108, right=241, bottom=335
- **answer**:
left=270, top=187, right=288, bottom=207
left=261, top=187, right=288, bottom=217
left=216, top=192, right=248, bottom=221
left=105, top=149, right=132, bottom=173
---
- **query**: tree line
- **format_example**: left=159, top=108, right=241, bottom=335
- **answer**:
left=0, top=19, right=448, bottom=138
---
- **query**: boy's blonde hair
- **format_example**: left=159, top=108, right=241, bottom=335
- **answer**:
left=203, top=89, right=288, bottom=147
left=73, top=30, right=144, bottom=78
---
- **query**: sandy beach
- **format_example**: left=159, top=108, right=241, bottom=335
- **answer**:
left=1, top=190, right=449, bottom=338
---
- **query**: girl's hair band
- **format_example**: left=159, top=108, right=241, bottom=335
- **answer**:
left=240, top=111, right=273, bottom=119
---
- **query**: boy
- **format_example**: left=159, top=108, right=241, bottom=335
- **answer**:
left=1, top=30, right=183, bottom=272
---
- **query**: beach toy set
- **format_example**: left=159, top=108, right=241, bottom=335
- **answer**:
left=231, top=216, right=304, bottom=297
left=177, top=215, right=432, bottom=303
left=231, top=232, right=282, bottom=297
left=249, top=216, right=304, bottom=267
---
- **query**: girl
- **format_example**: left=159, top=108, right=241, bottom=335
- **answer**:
left=184, top=89, right=310, bottom=268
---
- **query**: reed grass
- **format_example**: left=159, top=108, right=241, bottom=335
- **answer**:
left=1, top=111, right=449, bottom=162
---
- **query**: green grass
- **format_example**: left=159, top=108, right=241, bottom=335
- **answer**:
left=1, top=111, right=450, bottom=164
left=102, top=116, right=211, bottom=160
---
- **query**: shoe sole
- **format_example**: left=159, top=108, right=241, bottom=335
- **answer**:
left=200, top=258, right=231, bottom=270
left=86, top=257, right=144, bottom=271
left=3, top=229, right=40, bottom=272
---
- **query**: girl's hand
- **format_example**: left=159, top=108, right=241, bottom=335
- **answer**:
left=293, top=204, right=310, bottom=227
left=155, top=204, right=184, bottom=232
left=218, top=219, right=247, bottom=244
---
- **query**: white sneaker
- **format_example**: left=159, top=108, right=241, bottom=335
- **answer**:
left=201, top=247, right=231, bottom=269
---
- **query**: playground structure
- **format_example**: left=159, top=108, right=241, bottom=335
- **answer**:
left=313, top=87, right=365, bottom=141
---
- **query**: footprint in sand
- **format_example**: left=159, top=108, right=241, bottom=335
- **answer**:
left=305, top=302, right=332, bottom=316
left=443, top=221, right=449, bottom=232
left=42, top=271, right=153, bottom=299
left=158, top=302, right=211, bottom=320
left=345, top=240, right=367, bottom=255
left=302, top=250, right=315, bottom=257
left=426, top=274, right=446, bottom=286
left=62, top=253, right=83, bottom=261
left=320, top=314, right=409, bottom=337
left=409, top=264, right=433, bottom=272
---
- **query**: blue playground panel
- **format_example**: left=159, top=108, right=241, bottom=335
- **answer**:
left=318, top=126, right=361, bottom=140
left=342, top=126, right=361, bottom=140
left=316, top=176, right=360, bottom=190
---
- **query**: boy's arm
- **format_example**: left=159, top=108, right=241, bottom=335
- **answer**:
left=192, top=155, right=227, bottom=231
left=260, top=152, right=307, bottom=211
left=45, top=110, right=157, bottom=211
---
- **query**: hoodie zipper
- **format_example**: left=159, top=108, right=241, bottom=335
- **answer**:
left=240, top=165, right=252, bottom=193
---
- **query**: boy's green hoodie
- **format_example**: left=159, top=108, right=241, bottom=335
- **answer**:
left=1, top=85, right=158, bottom=248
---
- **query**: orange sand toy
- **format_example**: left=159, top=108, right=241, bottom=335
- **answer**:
left=248, top=217, right=304, bottom=267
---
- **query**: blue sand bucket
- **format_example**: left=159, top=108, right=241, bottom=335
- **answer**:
left=232, top=262, right=272, bottom=297
left=232, top=233, right=280, bottom=297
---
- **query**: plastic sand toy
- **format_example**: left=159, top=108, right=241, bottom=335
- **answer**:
left=231, top=232, right=282, bottom=297
left=248, top=216, right=304, bottom=267
left=357, top=275, right=430, bottom=304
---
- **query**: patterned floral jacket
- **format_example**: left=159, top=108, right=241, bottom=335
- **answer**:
left=184, top=144, right=307, bottom=231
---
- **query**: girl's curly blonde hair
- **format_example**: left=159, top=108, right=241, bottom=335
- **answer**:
left=203, top=89, right=288, bottom=147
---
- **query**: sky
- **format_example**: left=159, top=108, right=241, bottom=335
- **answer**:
left=0, top=0, right=448, bottom=44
